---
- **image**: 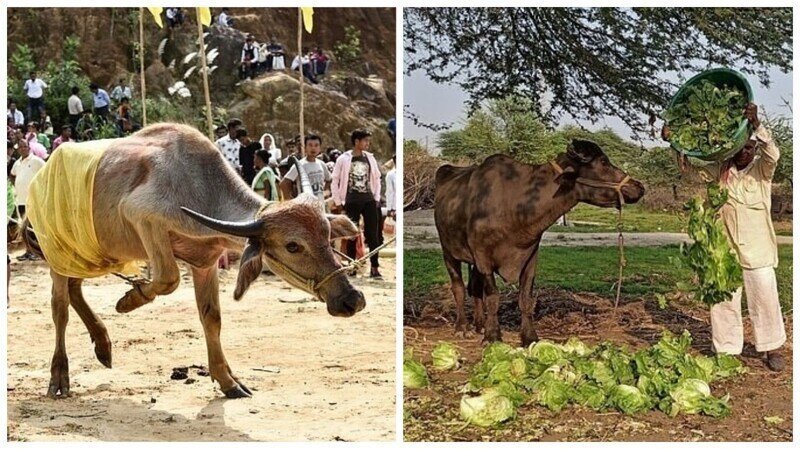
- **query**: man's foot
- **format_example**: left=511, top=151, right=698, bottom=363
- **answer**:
left=15, top=253, right=31, bottom=261
left=766, top=351, right=785, bottom=372
left=369, top=268, right=382, bottom=279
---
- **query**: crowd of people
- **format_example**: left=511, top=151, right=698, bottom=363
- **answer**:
left=213, top=119, right=396, bottom=278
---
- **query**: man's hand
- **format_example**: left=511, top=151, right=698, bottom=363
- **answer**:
left=744, top=103, right=760, bottom=130
left=331, top=204, right=344, bottom=214
left=660, top=125, right=671, bottom=142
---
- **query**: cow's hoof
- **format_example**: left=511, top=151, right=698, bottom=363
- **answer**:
left=115, top=286, right=153, bottom=313
left=224, top=384, right=252, bottom=399
left=482, top=329, right=502, bottom=344
left=520, top=329, right=539, bottom=348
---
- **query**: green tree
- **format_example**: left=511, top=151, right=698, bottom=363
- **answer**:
left=761, top=109, right=792, bottom=187
left=405, top=8, right=792, bottom=135
left=8, top=36, right=91, bottom=130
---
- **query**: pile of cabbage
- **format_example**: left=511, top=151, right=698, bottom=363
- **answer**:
left=406, top=331, right=747, bottom=428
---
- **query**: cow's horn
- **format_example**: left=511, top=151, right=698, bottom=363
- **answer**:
left=181, top=207, right=265, bottom=238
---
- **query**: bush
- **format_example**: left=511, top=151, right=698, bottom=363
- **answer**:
left=404, top=140, right=441, bottom=210
left=333, top=25, right=362, bottom=67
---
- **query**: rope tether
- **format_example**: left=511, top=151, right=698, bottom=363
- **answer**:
left=550, top=161, right=628, bottom=308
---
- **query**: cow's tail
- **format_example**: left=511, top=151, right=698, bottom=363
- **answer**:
left=466, top=264, right=484, bottom=298
left=21, top=218, right=45, bottom=260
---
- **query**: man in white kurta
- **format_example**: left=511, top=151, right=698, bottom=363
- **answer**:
left=664, top=103, right=785, bottom=371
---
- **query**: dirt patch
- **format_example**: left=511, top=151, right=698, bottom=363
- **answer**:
left=8, top=251, right=396, bottom=442
left=403, top=290, right=793, bottom=442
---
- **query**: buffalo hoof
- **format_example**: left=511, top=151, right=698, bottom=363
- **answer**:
left=46, top=375, right=71, bottom=399
left=92, top=335, right=113, bottom=368
left=94, top=344, right=112, bottom=369
left=115, top=286, right=153, bottom=313
left=224, top=384, right=253, bottom=399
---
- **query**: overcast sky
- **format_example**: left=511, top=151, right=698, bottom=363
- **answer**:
left=405, top=63, right=793, bottom=151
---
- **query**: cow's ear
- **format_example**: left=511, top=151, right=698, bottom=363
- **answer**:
left=554, top=165, right=578, bottom=185
left=234, top=239, right=263, bottom=300
left=327, top=214, right=359, bottom=240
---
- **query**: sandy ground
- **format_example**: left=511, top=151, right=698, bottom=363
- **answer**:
left=7, top=247, right=396, bottom=442
left=404, top=209, right=793, bottom=250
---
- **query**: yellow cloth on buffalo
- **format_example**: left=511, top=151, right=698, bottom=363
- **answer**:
left=26, top=140, right=140, bottom=278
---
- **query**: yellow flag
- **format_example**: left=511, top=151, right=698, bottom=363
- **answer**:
left=198, top=7, right=212, bottom=27
left=301, top=7, right=313, bottom=33
left=147, top=7, right=164, bottom=28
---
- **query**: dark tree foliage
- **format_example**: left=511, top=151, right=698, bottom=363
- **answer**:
left=404, top=8, right=792, bottom=136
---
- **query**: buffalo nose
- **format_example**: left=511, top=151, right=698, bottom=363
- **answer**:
left=327, top=289, right=366, bottom=317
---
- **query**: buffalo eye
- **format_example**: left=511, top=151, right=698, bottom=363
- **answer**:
left=285, top=242, right=301, bottom=253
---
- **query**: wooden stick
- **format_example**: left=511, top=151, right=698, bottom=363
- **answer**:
left=297, top=8, right=305, bottom=156
left=139, top=8, right=147, bottom=126
left=196, top=8, right=213, bottom=140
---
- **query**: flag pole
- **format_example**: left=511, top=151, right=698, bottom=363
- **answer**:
left=297, top=7, right=305, bottom=157
left=139, top=7, right=147, bottom=125
left=196, top=9, right=214, bottom=140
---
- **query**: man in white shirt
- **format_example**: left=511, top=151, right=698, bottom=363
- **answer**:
left=23, top=71, right=47, bottom=124
left=9, top=139, right=46, bottom=260
left=240, top=35, right=259, bottom=80
left=215, top=118, right=242, bottom=172
left=7, top=101, right=24, bottom=127
left=217, top=8, right=230, bottom=27
left=385, top=155, right=396, bottom=219
left=280, top=134, right=331, bottom=201
left=110, top=79, right=132, bottom=104
left=67, top=86, right=84, bottom=131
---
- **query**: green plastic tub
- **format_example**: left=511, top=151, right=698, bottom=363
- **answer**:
left=663, top=68, right=754, bottom=162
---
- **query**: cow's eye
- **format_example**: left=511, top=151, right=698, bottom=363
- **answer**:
left=285, top=242, right=301, bottom=253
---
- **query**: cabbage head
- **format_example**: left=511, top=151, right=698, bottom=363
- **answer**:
left=460, top=389, right=516, bottom=427
left=431, top=342, right=460, bottom=371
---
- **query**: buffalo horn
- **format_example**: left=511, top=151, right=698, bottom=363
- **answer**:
left=181, top=207, right=265, bottom=237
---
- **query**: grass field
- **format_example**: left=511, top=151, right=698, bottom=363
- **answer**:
left=405, top=245, right=793, bottom=314
left=551, top=204, right=792, bottom=236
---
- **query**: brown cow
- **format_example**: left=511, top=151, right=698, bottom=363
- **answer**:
left=23, top=123, right=364, bottom=399
left=434, top=139, right=645, bottom=346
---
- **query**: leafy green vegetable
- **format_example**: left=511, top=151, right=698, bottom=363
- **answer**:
left=574, top=382, right=608, bottom=411
left=431, top=341, right=460, bottom=371
left=677, top=184, right=743, bottom=306
left=663, top=79, right=747, bottom=156
left=403, top=349, right=430, bottom=389
left=527, top=340, right=566, bottom=366
left=459, top=389, right=516, bottom=427
left=712, top=353, right=747, bottom=379
left=530, top=372, right=573, bottom=412
left=665, top=378, right=731, bottom=418
left=764, top=416, right=784, bottom=425
left=454, top=331, right=745, bottom=427
left=608, top=384, right=652, bottom=414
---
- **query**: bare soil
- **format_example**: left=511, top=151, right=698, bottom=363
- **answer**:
left=403, top=288, right=793, bottom=442
left=7, top=247, right=396, bottom=442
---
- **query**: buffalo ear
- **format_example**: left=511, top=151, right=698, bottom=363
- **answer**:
left=234, top=239, right=263, bottom=300
left=327, top=214, right=359, bottom=240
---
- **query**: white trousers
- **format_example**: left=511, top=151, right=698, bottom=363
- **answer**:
left=710, top=266, right=786, bottom=354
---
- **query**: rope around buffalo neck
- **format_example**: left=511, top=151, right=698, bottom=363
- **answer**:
left=263, top=236, right=397, bottom=301
left=550, top=161, right=628, bottom=309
